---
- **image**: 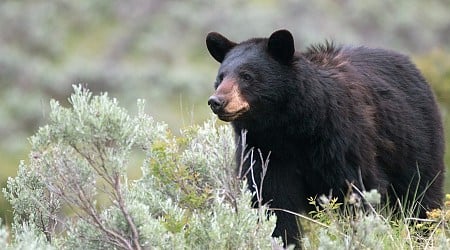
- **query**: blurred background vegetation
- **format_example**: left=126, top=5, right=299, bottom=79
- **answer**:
left=1, top=0, right=450, bottom=226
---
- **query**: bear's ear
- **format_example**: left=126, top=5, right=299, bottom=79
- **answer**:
left=206, top=32, right=236, bottom=63
left=268, top=29, right=295, bottom=64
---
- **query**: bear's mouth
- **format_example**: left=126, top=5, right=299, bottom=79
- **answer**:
left=216, top=108, right=249, bottom=122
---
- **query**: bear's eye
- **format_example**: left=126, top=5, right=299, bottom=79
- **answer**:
left=214, top=73, right=224, bottom=88
left=216, top=73, right=224, bottom=84
left=240, top=72, right=253, bottom=81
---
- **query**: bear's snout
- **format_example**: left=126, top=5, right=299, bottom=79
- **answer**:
left=208, top=95, right=225, bottom=114
left=207, top=77, right=250, bottom=122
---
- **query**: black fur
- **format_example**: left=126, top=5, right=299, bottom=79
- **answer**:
left=206, top=30, right=445, bottom=247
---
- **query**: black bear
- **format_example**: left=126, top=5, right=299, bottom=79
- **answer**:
left=206, top=29, right=445, bottom=247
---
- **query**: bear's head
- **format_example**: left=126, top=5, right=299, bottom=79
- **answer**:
left=206, top=29, right=296, bottom=122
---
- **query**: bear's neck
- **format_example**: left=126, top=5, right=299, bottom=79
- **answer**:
left=231, top=119, right=311, bottom=158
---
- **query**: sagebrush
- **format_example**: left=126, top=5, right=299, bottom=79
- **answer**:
left=2, top=85, right=278, bottom=249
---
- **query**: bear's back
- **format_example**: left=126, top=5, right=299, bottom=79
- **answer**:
left=303, top=43, right=444, bottom=213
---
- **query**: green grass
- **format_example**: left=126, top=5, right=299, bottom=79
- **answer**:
left=298, top=190, right=450, bottom=249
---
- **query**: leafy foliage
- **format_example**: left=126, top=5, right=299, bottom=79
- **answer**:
left=2, top=86, right=277, bottom=249
left=302, top=189, right=450, bottom=250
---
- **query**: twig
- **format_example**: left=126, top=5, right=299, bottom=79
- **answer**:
left=237, top=129, right=253, bottom=180
left=114, top=174, right=142, bottom=250
left=257, top=149, right=270, bottom=210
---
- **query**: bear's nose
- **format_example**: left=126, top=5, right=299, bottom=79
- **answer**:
left=208, top=95, right=224, bottom=113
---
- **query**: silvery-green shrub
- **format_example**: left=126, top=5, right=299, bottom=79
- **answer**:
left=3, top=85, right=277, bottom=249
